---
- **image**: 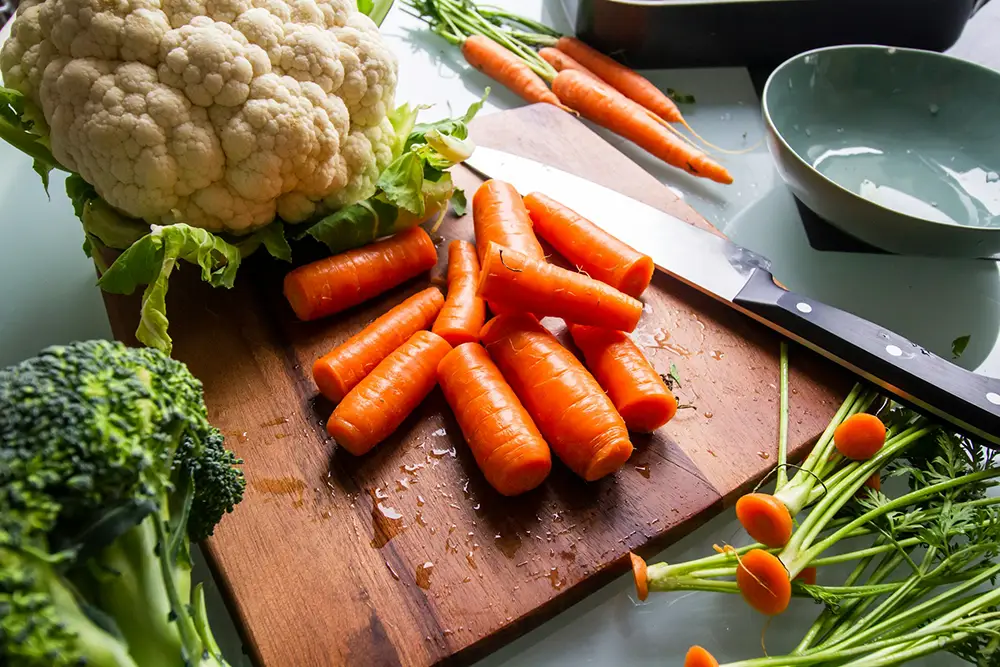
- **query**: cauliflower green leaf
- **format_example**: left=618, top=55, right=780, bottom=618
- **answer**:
left=0, top=87, right=62, bottom=196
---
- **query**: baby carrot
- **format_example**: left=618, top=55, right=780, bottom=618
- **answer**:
left=284, top=226, right=438, bottom=321
left=567, top=324, right=675, bottom=432
left=477, top=242, right=643, bottom=332
left=736, top=548, right=791, bottom=615
left=312, top=287, right=444, bottom=402
left=552, top=70, right=733, bottom=185
left=463, top=35, right=569, bottom=111
left=437, top=342, right=552, bottom=495
left=735, top=493, right=793, bottom=548
left=834, top=413, right=887, bottom=461
left=327, top=331, right=452, bottom=455
left=481, top=313, right=633, bottom=481
left=684, top=646, right=720, bottom=667
left=432, top=240, right=486, bottom=346
left=524, top=192, right=655, bottom=298
left=555, top=36, right=683, bottom=123
left=472, top=180, right=545, bottom=264
left=539, top=47, right=600, bottom=81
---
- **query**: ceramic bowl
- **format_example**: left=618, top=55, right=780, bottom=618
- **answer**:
left=763, top=45, right=1000, bottom=257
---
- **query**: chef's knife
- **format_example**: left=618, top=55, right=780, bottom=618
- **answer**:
left=463, top=146, right=1000, bottom=446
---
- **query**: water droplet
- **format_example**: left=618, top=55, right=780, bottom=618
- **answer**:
left=804, top=128, right=812, bottom=137
left=758, top=451, right=770, bottom=460
left=704, top=411, right=714, bottom=419
left=887, top=47, right=897, bottom=55
left=804, top=54, right=817, bottom=64
left=634, top=464, right=651, bottom=479
left=431, top=427, right=447, bottom=437
left=416, top=494, right=425, bottom=507
left=928, top=103, right=939, bottom=115
left=385, top=561, right=400, bottom=581
left=415, top=510, right=427, bottom=527
left=401, top=462, right=425, bottom=474
left=430, top=446, right=457, bottom=458
left=836, top=127, right=845, bottom=134
left=788, top=79, right=794, bottom=89
left=466, top=551, right=478, bottom=569
left=986, top=171, right=999, bottom=184
left=416, top=561, right=434, bottom=589
left=494, top=531, right=523, bottom=558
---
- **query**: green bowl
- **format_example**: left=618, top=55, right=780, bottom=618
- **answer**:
left=763, top=45, right=1000, bottom=257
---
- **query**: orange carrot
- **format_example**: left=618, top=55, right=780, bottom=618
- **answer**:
left=313, top=287, right=445, bottom=402
left=284, top=227, right=438, bottom=321
left=736, top=548, right=791, bottom=615
left=795, top=566, right=818, bottom=586
left=462, top=35, right=569, bottom=111
left=437, top=342, right=552, bottom=495
left=432, top=240, right=487, bottom=346
left=834, top=413, right=887, bottom=461
left=480, top=313, right=633, bottom=480
left=856, top=471, right=881, bottom=499
left=327, top=331, right=452, bottom=455
left=552, top=70, right=733, bottom=185
left=629, top=552, right=649, bottom=601
left=684, top=646, right=720, bottom=667
left=524, top=192, right=655, bottom=298
left=567, top=324, right=675, bottom=432
left=735, top=493, right=794, bottom=548
left=472, top=180, right=545, bottom=263
left=477, top=242, right=643, bottom=332
left=539, top=46, right=600, bottom=80
left=555, top=36, right=683, bottom=123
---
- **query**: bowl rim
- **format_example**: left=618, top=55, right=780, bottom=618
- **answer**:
left=761, top=43, right=1000, bottom=236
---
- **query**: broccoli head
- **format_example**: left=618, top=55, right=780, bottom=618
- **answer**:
left=0, top=340, right=244, bottom=667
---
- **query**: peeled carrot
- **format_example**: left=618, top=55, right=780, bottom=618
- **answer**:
left=284, top=227, right=438, bottom=321
left=481, top=313, right=633, bottom=480
left=736, top=549, right=791, bottom=615
left=327, top=331, right=452, bottom=455
left=477, top=243, right=643, bottom=332
left=555, top=36, right=683, bottom=123
left=313, top=287, right=444, bottom=402
left=795, top=566, right=818, bottom=586
left=567, top=324, right=675, bottom=432
left=432, top=240, right=486, bottom=346
left=735, top=493, right=794, bottom=548
left=629, top=552, right=649, bottom=601
left=684, top=646, right=720, bottom=667
left=539, top=47, right=600, bottom=81
left=437, top=342, right=552, bottom=495
left=462, top=35, right=570, bottom=111
left=552, top=70, right=733, bottom=185
left=524, top=192, right=655, bottom=298
left=472, top=180, right=545, bottom=263
left=834, top=413, right=887, bottom=461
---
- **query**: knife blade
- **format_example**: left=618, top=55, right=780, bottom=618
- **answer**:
left=464, top=146, right=1000, bottom=445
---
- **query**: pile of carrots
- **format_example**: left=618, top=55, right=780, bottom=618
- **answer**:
left=405, top=0, right=733, bottom=185
left=283, top=179, right=678, bottom=494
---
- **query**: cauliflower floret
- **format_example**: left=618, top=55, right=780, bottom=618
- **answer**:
left=0, top=0, right=397, bottom=233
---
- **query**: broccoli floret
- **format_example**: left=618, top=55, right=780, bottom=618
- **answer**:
left=0, top=340, right=244, bottom=667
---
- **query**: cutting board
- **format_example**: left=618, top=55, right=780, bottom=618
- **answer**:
left=101, top=104, right=852, bottom=667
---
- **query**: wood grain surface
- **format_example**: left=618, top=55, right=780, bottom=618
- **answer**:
left=101, top=104, right=852, bottom=667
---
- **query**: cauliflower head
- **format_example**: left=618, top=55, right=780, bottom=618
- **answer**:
left=0, top=0, right=398, bottom=233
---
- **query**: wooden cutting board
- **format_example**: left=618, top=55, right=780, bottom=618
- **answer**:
left=101, top=104, right=852, bottom=667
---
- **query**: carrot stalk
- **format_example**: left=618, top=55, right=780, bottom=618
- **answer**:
left=736, top=548, right=792, bottom=615
left=284, top=226, right=438, bottom=321
left=552, top=70, right=733, bottom=185
left=313, top=287, right=445, bottom=402
left=437, top=342, right=552, bottom=495
left=523, top=192, right=655, bottom=298
left=567, top=324, right=676, bottom=432
left=477, top=242, right=644, bottom=332
left=461, top=35, right=571, bottom=111
left=432, top=240, right=486, bottom=345
left=480, top=313, right=633, bottom=480
left=327, top=330, right=453, bottom=455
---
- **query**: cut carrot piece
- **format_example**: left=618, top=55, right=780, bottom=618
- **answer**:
left=856, top=471, right=881, bottom=499
left=437, top=342, right=552, bottom=495
left=524, top=192, right=655, bottom=298
left=284, top=227, right=438, bottom=321
left=481, top=313, right=633, bottom=480
left=432, top=240, right=487, bottom=346
left=462, top=35, right=570, bottom=111
left=684, top=646, right=720, bottom=667
left=567, top=324, right=675, bottom=432
left=735, top=493, right=794, bottom=548
left=327, top=331, right=452, bottom=455
left=736, top=549, right=791, bottom=615
left=472, top=180, right=545, bottom=263
left=313, top=287, right=444, bottom=402
left=795, top=566, right=817, bottom=586
left=477, top=243, right=643, bottom=332
left=552, top=70, right=732, bottom=185
left=629, top=552, right=649, bottom=601
left=834, top=413, right=887, bottom=461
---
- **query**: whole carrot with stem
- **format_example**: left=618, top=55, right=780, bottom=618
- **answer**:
left=437, top=342, right=552, bottom=495
left=523, top=192, right=655, bottom=297
left=284, top=226, right=438, bottom=321
left=461, top=34, right=573, bottom=111
left=327, top=330, right=453, bottom=455
left=539, top=47, right=600, bottom=81
left=433, top=240, right=486, bottom=345
left=313, top=286, right=445, bottom=402
left=477, top=242, right=644, bottom=332
left=567, top=324, right=676, bottom=432
left=481, top=313, right=633, bottom=480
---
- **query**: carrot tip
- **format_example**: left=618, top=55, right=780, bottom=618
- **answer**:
left=629, top=552, right=649, bottom=601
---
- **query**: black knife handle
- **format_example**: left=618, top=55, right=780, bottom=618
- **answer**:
left=733, top=268, right=1000, bottom=445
